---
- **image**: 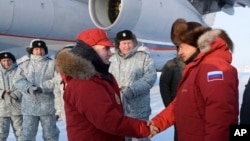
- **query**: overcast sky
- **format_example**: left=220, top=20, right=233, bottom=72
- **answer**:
left=212, top=7, right=250, bottom=68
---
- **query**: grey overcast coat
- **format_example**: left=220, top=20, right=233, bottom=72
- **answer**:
left=0, top=63, right=22, bottom=116
left=14, top=55, right=58, bottom=116
left=109, top=42, right=157, bottom=118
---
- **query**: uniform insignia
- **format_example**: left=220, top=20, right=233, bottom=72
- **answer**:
left=38, top=42, right=41, bottom=46
left=122, top=33, right=126, bottom=37
left=115, top=93, right=121, bottom=104
left=4, top=53, right=8, bottom=57
left=207, top=71, right=223, bottom=82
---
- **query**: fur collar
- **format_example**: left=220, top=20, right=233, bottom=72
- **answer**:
left=55, top=48, right=96, bottom=79
left=197, top=29, right=233, bottom=53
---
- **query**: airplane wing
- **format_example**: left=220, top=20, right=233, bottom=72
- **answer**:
left=0, top=0, right=248, bottom=70
left=189, top=0, right=250, bottom=15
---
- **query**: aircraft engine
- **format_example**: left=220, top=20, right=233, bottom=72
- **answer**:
left=89, top=0, right=142, bottom=32
left=89, top=0, right=206, bottom=44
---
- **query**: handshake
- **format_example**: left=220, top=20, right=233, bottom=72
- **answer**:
left=147, top=120, right=159, bottom=138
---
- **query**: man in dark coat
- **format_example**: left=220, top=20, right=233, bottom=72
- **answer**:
left=159, top=54, right=185, bottom=141
left=240, top=78, right=250, bottom=124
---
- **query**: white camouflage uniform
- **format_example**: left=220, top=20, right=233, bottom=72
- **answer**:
left=14, top=55, right=60, bottom=141
left=109, top=42, right=157, bottom=141
left=0, top=62, right=22, bottom=141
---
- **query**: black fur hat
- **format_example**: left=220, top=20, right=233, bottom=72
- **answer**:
left=26, top=39, right=48, bottom=54
left=115, top=30, right=138, bottom=48
left=0, top=52, right=16, bottom=63
left=116, top=30, right=134, bottom=41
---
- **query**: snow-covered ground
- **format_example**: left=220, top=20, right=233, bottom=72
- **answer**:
left=7, top=71, right=250, bottom=141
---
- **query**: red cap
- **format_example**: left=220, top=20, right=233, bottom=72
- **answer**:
left=77, top=28, right=113, bottom=47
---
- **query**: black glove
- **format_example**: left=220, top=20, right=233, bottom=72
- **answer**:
left=9, top=93, right=18, bottom=100
left=28, top=86, right=42, bottom=96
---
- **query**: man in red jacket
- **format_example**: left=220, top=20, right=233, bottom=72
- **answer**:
left=55, top=28, right=157, bottom=141
left=149, top=19, right=239, bottom=141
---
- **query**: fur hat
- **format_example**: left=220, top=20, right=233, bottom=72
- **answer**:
left=0, top=52, right=16, bottom=63
left=26, top=39, right=48, bottom=54
left=171, top=18, right=209, bottom=47
left=116, top=30, right=134, bottom=41
left=115, top=30, right=138, bottom=48
left=171, top=18, right=233, bottom=52
left=77, top=28, right=113, bottom=47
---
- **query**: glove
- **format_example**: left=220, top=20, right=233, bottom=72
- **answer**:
left=121, top=87, right=134, bottom=99
left=28, top=86, right=43, bottom=96
left=36, top=87, right=43, bottom=93
left=9, top=93, right=18, bottom=100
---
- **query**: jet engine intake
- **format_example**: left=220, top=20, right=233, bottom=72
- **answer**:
left=89, top=0, right=142, bottom=32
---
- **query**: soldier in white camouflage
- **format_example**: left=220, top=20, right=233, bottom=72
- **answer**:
left=0, top=52, right=22, bottom=141
left=13, top=39, right=60, bottom=141
left=109, top=30, right=157, bottom=141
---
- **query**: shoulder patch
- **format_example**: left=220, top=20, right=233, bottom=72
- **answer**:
left=207, top=71, right=224, bottom=82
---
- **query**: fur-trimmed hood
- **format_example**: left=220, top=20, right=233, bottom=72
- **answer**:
left=55, top=47, right=96, bottom=79
left=171, top=18, right=233, bottom=53
left=55, top=41, right=102, bottom=79
left=197, top=29, right=233, bottom=53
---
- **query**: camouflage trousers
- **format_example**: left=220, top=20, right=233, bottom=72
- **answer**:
left=22, top=115, right=60, bottom=141
left=0, top=115, right=22, bottom=141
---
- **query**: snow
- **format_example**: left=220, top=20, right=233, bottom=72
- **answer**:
left=7, top=71, right=250, bottom=141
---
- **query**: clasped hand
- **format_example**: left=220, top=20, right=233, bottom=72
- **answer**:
left=147, top=120, right=159, bottom=138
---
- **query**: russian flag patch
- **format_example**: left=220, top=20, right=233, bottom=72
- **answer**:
left=207, top=71, right=224, bottom=82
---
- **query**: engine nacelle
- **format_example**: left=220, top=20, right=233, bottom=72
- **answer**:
left=89, top=0, right=206, bottom=44
left=89, top=0, right=141, bottom=32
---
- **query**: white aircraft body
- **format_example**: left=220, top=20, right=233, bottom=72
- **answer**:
left=0, top=0, right=249, bottom=69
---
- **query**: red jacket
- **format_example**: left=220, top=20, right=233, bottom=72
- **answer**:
left=64, top=73, right=149, bottom=141
left=152, top=36, right=239, bottom=141
left=55, top=41, right=150, bottom=140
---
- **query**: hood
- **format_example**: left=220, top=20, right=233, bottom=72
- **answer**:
left=55, top=44, right=96, bottom=80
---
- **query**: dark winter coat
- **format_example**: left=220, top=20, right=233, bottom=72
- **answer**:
left=55, top=41, right=150, bottom=141
left=152, top=29, right=239, bottom=141
left=159, top=57, right=185, bottom=107
left=240, top=77, right=250, bottom=124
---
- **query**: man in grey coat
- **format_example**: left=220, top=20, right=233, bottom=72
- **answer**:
left=13, top=39, right=60, bottom=141
left=109, top=30, right=157, bottom=141
left=0, top=52, right=22, bottom=141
